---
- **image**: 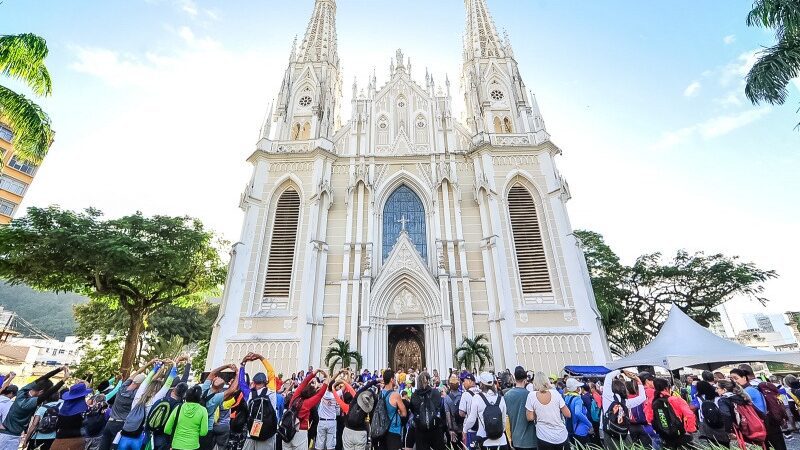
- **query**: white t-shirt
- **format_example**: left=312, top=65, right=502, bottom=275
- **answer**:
left=463, top=390, right=508, bottom=447
left=317, top=390, right=339, bottom=420
left=458, top=387, right=479, bottom=416
left=525, top=389, right=568, bottom=445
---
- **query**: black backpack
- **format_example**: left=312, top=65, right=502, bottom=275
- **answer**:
left=200, top=391, right=216, bottom=407
left=82, top=404, right=107, bottom=437
left=478, top=393, right=504, bottom=440
left=346, top=391, right=372, bottom=430
left=701, top=399, right=724, bottom=430
left=603, top=398, right=630, bottom=437
left=248, top=391, right=278, bottom=441
left=278, top=396, right=302, bottom=443
left=651, top=396, right=685, bottom=443
left=370, top=391, right=392, bottom=439
left=146, top=398, right=174, bottom=434
left=38, top=403, right=60, bottom=434
left=413, top=389, right=441, bottom=432
left=230, top=393, right=250, bottom=432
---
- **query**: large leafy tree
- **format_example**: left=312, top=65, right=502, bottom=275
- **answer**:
left=0, top=207, right=227, bottom=375
left=324, top=339, right=363, bottom=373
left=454, top=334, right=493, bottom=371
left=0, top=34, right=54, bottom=163
left=575, top=230, right=778, bottom=356
left=744, top=0, right=800, bottom=128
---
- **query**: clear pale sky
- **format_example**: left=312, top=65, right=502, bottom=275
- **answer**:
left=2, top=1, right=798, bottom=327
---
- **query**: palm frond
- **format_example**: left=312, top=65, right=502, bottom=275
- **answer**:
left=0, top=85, right=53, bottom=163
left=746, top=0, right=800, bottom=32
left=0, top=34, right=52, bottom=96
left=745, top=37, right=800, bottom=106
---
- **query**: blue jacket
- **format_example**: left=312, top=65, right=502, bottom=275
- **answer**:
left=744, top=385, right=767, bottom=414
left=565, top=394, right=592, bottom=437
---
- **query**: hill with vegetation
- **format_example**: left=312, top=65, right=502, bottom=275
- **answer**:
left=0, top=282, right=87, bottom=340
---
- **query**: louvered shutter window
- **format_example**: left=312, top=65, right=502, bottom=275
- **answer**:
left=508, top=185, right=551, bottom=294
left=263, top=189, right=301, bottom=298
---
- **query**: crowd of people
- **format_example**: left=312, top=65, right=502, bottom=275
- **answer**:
left=0, top=357, right=797, bottom=450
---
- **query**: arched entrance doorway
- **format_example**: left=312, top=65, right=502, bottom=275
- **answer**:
left=388, top=325, right=425, bottom=371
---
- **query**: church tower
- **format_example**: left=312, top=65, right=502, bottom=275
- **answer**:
left=207, top=0, right=610, bottom=376
left=267, top=0, right=342, bottom=142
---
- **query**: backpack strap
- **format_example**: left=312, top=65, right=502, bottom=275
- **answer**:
left=478, top=393, right=490, bottom=407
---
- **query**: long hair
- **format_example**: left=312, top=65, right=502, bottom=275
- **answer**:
left=717, top=379, right=751, bottom=403
left=532, top=372, right=551, bottom=393
left=417, top=371, right=431, bottom=390
left=136, top=365, right=171, bottom=407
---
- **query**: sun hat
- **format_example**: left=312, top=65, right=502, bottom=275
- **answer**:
left=566, top=378, right=582, bottom=392
left=356, top=389, right=376, bottom=413
left=62, top=383, right=93, bottom=401
left=478, top=372, right=495, bottom=385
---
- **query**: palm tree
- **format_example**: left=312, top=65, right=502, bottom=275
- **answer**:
left=324, top=338, right=363, bottom=373
left=0, top=33, right=54, bottom=163
left=454, top=334, right=493, bottom=371
left=744, top=0, right=800, bottom=128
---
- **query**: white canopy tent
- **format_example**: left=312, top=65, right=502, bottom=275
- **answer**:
left=607, top=307, right=800, bottom=370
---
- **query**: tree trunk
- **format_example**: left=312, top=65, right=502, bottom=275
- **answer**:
left=120, top=311, right=145, bottom=378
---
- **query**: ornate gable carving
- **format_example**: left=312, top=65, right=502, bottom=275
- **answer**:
left=379, top=231, right=432, bottom=282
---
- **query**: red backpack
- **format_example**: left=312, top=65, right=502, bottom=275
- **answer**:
left=733, top=402, right=767, bottom=448
left=757, top=382, right=789, bottom=425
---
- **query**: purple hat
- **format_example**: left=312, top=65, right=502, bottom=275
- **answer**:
left=59, top=383, right=92, bottom=416
left=62, top=383, right=93, bottom=401
left=459, top=370, right=475, bottom=382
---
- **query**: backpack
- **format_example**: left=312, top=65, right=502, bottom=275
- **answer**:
left=121, top=403, right=147, bottom=435
left=413, top=389, right=441, bottom=432
left=145, top=398, right=174, bottom=434
left=346, top=391, right=372, bottom=430
left=564, top=396, right=577, bottom=435
left=651, top=396, right=685, bottom=443
left=200, top=390, right=217, bottom=408
left=38, top=403, right=60, bottom=434
left=589, top=398, right=602, bottom=423
left=603, top=398, right=630, bottom=437
left=277, top=396, right=302, bottom=443
left=369, top=392, right=392, bottom=439
left=230, top=392, right=250, bottom=432
left=757, top=383, right=788, bottom=425
left=248, top=391, right=278, bottom=441
left=478, top=393, right=504, bottom=440
left=733, top=402, right=767, bottom=444
left=82, top=404, right=107, bottom=437
left=701, top=400, right=724, bottom=430
left=447, top=391, right=464, bottom=428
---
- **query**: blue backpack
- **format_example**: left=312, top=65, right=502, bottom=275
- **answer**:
left=589, top=398, right=602, bottom=423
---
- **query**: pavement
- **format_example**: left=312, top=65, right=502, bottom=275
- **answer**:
left=788, top=433, right=800, bottom=450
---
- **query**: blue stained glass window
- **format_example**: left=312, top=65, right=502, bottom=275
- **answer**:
left=383, top=185, right=427, bottom=261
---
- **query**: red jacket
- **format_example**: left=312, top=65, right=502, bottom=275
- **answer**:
left=288, top=373, right=328, bottom=430
left=646, top=390, right=697, bottom=433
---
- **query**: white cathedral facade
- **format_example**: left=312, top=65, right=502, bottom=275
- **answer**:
left=207, top=0, right=610, bottom=375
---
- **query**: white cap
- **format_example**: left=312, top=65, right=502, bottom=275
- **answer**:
left=566, top=378, right=582, bottom=392
left=479, top=372, right=495, bottom=385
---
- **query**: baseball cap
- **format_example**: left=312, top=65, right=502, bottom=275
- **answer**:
left=514, top=366, right=527, bottom=381
left=460, top=371, right=475, bottom=382
left=253, top=372, right=267, bottom=384
left=479, top=372, right=495, bottom=385
left=638, top=371, right=654, bottom=382
left=565, top=378, right=581, bottom=392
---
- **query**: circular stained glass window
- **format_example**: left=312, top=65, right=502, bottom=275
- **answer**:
left=490, top=90, right=504, bottom=100
left=299, top=96, right=312, bottom=107
left=379, top=121, right=388, bottom=129
left=416, top=120, right=426, bottom=128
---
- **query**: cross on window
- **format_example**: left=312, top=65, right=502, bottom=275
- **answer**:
left=396, top=214, right=409, bottom=232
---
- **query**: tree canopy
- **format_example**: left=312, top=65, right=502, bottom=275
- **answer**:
left=0, top=206, right=227, bottom=374
left=575, top=230, right=778, bottom=356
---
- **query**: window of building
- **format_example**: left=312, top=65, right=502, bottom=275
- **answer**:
left=382, top=185, right=427, bottom=261
left=0, top=176, right=27, bottom=196
left=299, top=96, right=313, bottom=107
left=490, top=89, right=504, bottom=100
left=7, top=156, right=37, bottom=176
left=0, top=200, right=15, bottom=217
left=263, top=189, right=301, bottom=300
left=508, top=185, right=551, bottom=294
left=0, top=125, right=13, bottom=143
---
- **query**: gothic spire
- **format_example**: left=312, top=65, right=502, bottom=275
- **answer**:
left=297, top=0, right=339, bottom=65
left=463, top=0, right=506, bottom=61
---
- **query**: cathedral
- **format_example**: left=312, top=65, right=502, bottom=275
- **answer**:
left=207, top=0, right=610, bottom=376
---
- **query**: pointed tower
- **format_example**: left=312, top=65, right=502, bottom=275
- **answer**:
left=461, top=0, right=548, bottom=143
left=267, top=0, right=342, bottom=145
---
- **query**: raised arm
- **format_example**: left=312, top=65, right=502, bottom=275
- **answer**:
left=104, top=380, right=123, bottom=401
left=0, top=372, right=15, bottom=391
left=602, top=370, right=621, bottom=412
left=224, top=364, right=239, bottom=400
left=238, top=362, right=250, bottom=401
left=128, top=359, right=156, bottom=381
left=153, top=366, right=178, bottom=403
left=256, top=355, right=277, bottom=392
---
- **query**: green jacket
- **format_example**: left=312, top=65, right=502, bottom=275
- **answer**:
left=164, top=402, right=209, bottom=450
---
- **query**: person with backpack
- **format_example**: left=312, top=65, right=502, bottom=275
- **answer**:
left=442, top=374, right=465, bottom=450
left=771, top=375, right=796, bottom=439
left=1, top=365, right=68, bottom=450
left=731, top=368, right=787, bottom=450
left=281, top=369, right=330, bottom=450
left=785, top=375, right=800, bottom=434
left=119, top=361, right=177, bottom=450
left=199, top=364, right=240, bottom=450
left=564, top=378, right=592, bottom=446
left=716, top=379, right=766, bottom=449
left=600, top=370, right=646, bottom=450
left=236, top=353, right=281, bottom=450
left=649, top=378, right=696, bottom=450
left=583, top=382, right=603, bottom=446
left=21, top=389, right=63, bottom=450
left=457, top=373, right=479, bottom=450
left=83, top=394, right=110, bottom=450
left=149, top=382, right=189, bottom=450
left=524, top=372, right=567, bottom=450
left=463, top=372, right=506, bottom=450
left=97, top=359, right=158, bottom=450
left=336, top=377, right=378, bottom=450
left=165, top=385, right=210, bottom=450
left=50, top=382, right=94, bottom=450
left=409, top=372, right=444, bottom=450
left=372, top=369, right=406, bottom=450
left=694, top=380, right=729, bottom=447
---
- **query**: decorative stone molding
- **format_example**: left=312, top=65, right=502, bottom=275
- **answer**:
left=391, top=289, right=421, bottom=318
left=273, top=141, right=313, bottom=153
left=491, top=134, right=531, bottom=147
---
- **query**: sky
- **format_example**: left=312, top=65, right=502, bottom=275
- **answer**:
left=1, top=0, right=799, bottom=331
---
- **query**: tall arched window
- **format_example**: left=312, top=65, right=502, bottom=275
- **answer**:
left=263, top=189, right=301, bottom=299
left=508, top=185, right=551, bottom=293
left=503, top=117, right=513, bottom=133
left=383, top=185, right=426, bottom=260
